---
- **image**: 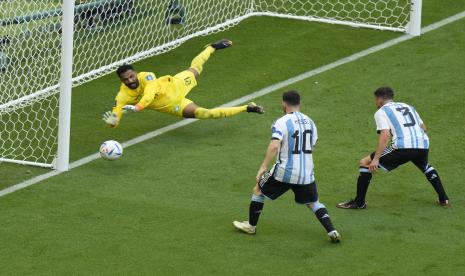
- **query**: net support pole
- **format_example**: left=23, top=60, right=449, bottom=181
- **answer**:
left=408, top=0, right=422, bottom=36
left=56, top=0, right=75, bottom=171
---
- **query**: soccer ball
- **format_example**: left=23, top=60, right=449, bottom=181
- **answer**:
left=99, top=140, right=123, bottom=160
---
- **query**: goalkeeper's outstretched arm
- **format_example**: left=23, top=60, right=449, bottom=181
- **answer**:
left=102, top=92, right=127, bottom=127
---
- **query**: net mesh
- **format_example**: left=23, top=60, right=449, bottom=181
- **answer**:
left=256, top=0, right=411, bottom=29
left=0, top=0, right=413, bottom=167
left=1, top=0, right=62, bottom=166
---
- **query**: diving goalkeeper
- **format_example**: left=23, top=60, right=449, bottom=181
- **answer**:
left=103, top=39, right=264, bottom=127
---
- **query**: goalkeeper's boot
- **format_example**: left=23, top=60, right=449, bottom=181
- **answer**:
left=211, top=39, right=233, bottom=50
left=233, top=221, right=256, bottom=235
left=328, top=230, right=341, bottom=243
left=336, top=199, right=366, bottom=209
left=247, top=102, right=265, bottom=114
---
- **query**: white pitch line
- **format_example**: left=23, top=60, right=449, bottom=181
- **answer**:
left=2, top=10, right=465, bottom=198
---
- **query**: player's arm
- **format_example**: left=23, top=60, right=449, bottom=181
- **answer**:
left=256, top=140, right=280, bottom=183
left=420, top=123, right=427, bottom=132
left=136, top=87, right=156, bottom=111
left=103, top=91, right=127, bottom=127
left=417, top=113, right=427, bottom=132
left=369, top=111, right=391, bottom=172
left=256, top=122, right=284, bottom=182
left=369, top=129, right=391, bottom=172
left=311, top=122, right=318, bottom=149
left=413, top=107, right=427, bottom=132
left=123, top=90, right=155, bottom=112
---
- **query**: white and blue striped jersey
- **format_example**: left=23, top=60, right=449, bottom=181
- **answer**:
left=271, top=112, right=318, bottom=185
left=374, top=102, right=429, bottom=149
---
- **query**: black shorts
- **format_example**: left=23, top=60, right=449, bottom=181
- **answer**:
left=258, top=173, right=318, bottom=204
left=370, top=148, right=429, bottom=172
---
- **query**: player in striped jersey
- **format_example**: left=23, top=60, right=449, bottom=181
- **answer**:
left=337, top=87, right=449, bottom=209
left=233, top=91, right=340, bottom=243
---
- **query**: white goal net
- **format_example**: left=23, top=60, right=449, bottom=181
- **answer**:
left=0, top=0, right=421, bottom=169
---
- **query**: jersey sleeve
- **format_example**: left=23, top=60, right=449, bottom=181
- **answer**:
left=135, top=73, right=157, bottom=110
left=271, top=119, right=285, bottom=140
left=412, top=107, right=424, bottom=125
left=111, top=90, right=129, bottom=127
left=374, top=110, right=390, bottom=132
left=311, top=122, right=318, bottom=146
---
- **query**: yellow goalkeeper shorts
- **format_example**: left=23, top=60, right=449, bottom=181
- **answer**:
left=155, top=70, right=197, bottom=117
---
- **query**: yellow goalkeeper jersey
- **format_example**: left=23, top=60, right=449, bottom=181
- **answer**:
left=112, top=71, right=186, bottom=126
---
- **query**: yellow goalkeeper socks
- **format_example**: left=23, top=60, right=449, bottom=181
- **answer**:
left=194, top=106, right=247, bottom=119
left=190, top=46, right=215, bottom=75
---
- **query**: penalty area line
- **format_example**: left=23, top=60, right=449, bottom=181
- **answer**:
left=1, top=10, right=465, bottom=198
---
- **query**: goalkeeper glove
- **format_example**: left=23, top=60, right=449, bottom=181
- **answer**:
left=102, top=111, right=119, bottom=126
left=123, top=104, right=142, bottom=112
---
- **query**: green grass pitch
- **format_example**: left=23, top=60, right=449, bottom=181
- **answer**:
left=1, top=0, right=465, bottom=274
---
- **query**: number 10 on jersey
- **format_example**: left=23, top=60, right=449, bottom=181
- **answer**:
left=291, top=130, right=313, bottom=154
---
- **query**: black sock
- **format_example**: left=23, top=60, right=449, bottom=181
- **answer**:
left=314, top=208, right=335, bottom=233
left=249, top=201, right=264, bottom=226
left=425, top=168, right=449, bottom=201
left=355, top=167, right=372, bottom=206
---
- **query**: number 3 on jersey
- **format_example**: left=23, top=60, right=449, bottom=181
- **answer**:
left=395, top=107, right=416, bottom=127
left=291, top=130, right=312, bottom=154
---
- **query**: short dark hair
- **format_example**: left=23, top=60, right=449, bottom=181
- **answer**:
left=282, top=90, right=300, bottom=106
left=374, top=87, right=394, bottom=99
left=116, top=64, right=135, bottom=77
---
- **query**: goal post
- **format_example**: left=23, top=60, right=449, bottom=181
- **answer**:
left=56, top=0, right=75, bottom=172
left=408, top=0, right=423, bottom=36
left=0, top=0, right=422, bottom=170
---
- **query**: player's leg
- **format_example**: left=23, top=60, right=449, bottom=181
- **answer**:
left=232, top=184, right=264, bottom=235
left=292, top=183, right=340, bottom=243
left=182, top=101, right=264, bottom=119
left=338, top=147, right=407, bottom=209
left=188, top=39, right=232, bottom=79
left=177, top=39, right=264, bottom=119
left=233, top=173, right=289, bottom=234
left=354, top=155, right=374, bottom=207
left=412, top=150, right=449, bottom=207
left=308, top=201, right=340, bottom=243
left=171, top=39, right=232, bottom=102
left=337, top=155, right=373, bottom=209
